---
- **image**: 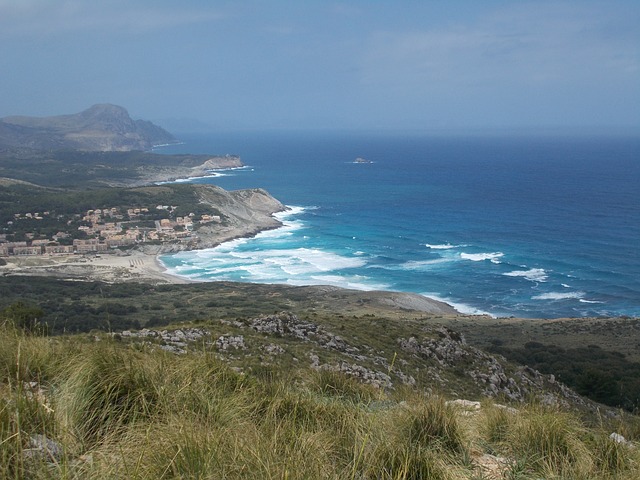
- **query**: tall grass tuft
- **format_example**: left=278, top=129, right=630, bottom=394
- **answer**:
left=357, top=395, right=466, bottom=480
left=482, top=404, right=514, bottom=446
left=405, top=396, right=467, bottom=455
left=0, top=325, right=60, bottom=386
left=507, top=405, right=594, bottom=478
left=3, top=324, right=640, bottom=478
left=0, top=387, right=58, bottom=479
left=55, top=344, right=159, bottom=450
left=591, top=431, right=640, bottom=478
left=310, top=369, right=381, bottom=404
left=364, top=440, right=456, bottom=480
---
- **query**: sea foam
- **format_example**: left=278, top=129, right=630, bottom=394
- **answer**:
left=532, top=291, right=585, bottom=301
left=424, top=293, right=496, bottom=317
left=460, top=252, right=504, bottom=263
left=387, top=258, right=455, bottom=271
left=503, top=268, right=548, bottom=282
left=425, top=243, right=463, bottom=250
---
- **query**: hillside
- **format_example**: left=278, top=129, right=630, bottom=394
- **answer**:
left=2, top=275, right=640, bottom=413
left=0, top=104, right=175, bottom=151
left=2, top=311, right=640, bottom=479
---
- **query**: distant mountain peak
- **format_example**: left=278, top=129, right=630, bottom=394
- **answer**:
left=0, top=105, right=176, bottom=152
left=80, top=104, right=130, bottom=119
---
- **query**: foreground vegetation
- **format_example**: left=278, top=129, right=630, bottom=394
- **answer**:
left=1, top=322, right=639, bottom=479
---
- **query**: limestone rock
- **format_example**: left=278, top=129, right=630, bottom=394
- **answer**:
left=216, top=335, right=246, bottom=350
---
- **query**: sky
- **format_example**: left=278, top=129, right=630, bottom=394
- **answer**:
left=1, top=0, right=639, bottom=133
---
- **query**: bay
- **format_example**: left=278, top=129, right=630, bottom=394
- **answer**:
left=157, top=131, right=640, bottom=319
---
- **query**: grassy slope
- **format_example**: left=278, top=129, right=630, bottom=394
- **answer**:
left=2, top=276, right=640, bottom=412
left=2, top=322, right=640, bottom=479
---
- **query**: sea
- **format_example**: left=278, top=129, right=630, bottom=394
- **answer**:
left=156, top=131, right=640, bottom=319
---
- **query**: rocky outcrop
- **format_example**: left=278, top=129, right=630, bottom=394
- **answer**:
left=192, top=186, right=286, bottom=249
left=251, top=312, right=320, bottom=339
left=112, top=312, right=598, bottom=412
left=0, top=104, right=175, bottom=151
left=398, top=327, right=587, bottom=407
left=216, top=335, right=246, bottom=351
left=117, top=327, right=211, bottom=354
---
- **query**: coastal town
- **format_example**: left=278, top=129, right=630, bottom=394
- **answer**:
left=0, top=204, right=222, bottom=258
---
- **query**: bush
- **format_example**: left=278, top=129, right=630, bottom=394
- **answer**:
left=0, top=301, right=47, bottom=335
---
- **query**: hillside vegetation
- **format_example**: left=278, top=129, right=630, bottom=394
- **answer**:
left=1, top=319, right=640, bottom=479
left=0, top=148, right=241, bottom=188
left=2, top=275, right=640, bottom=414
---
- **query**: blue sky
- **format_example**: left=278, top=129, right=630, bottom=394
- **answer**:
left=1, top=0, right=638, bottom=132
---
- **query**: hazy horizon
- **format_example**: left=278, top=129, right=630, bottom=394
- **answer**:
left=1, top=1, right=638, bottom=133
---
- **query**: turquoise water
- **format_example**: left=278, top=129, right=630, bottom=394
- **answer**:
left=158, top=132, right=640, bottom=318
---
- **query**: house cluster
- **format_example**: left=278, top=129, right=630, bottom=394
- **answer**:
left=0, top=238, right=134, bottom=257
left=0, top=205, right=223, bottom=257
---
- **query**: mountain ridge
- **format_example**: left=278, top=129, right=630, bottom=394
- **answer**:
left=0, top=104, right=176, bottom=151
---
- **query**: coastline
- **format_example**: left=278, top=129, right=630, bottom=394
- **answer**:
left=0, top=219, right=285, bottom=286
left=0, top=181, right=461, bottom=316
left=0, top=224, right=460, bottom=316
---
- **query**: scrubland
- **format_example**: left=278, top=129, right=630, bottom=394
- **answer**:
left=2, top=320, right=640, bottom=480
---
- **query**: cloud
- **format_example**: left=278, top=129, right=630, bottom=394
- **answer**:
left=0, top=0, right=225, bottom=36
left=361, top=2, right=640, bottom=92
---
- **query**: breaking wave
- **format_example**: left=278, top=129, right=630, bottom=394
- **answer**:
left=503, top=268, right=548, bottom=282
left=460, top=252, right=504, bottom=263
left=532, top=291, right=585, bottom=301
left=425, top=243, right=463, bottom=250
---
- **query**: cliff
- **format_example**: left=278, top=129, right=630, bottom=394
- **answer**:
left=0, top=104, right=176, bottom=151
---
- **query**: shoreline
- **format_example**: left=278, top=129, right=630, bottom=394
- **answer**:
left=0, top=182, right=461, bottom=316
left=0, top=231, right=461, bottom=317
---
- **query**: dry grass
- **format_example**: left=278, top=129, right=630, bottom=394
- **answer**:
left=1, top=324, right=640, bottom=479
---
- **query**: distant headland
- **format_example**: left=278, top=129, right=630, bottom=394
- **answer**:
left=0, top=104, right=176, bottom=152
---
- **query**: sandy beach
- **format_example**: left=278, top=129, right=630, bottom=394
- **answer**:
left=0, top=248, right=189, bottom=284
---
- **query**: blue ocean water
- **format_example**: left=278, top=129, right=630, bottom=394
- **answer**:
left=157, top=132, right=640, bottom=319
